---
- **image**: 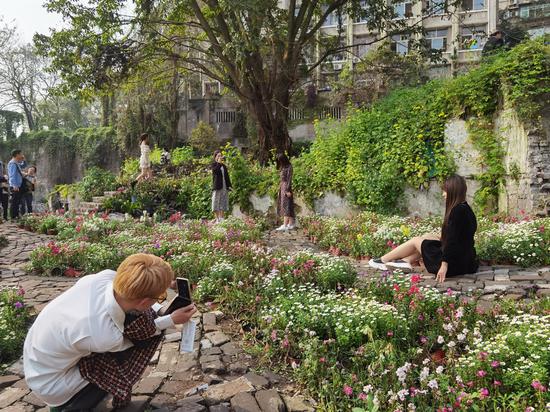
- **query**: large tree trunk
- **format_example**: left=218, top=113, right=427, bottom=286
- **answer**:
left=22, top=105, right=35, bottom=131
left=101, top=94, right=110, bottom=127
left=246, top=89, right=292, bottom=164
left=170, top=64, right=180, bottom=148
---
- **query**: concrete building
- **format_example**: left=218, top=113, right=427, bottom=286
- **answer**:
left=181, top=0, right=549, bottom=144
left=316, top=0, right=550, bottom=79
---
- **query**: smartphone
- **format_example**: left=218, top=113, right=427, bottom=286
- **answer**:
left=159, top=277, right=193, bottom=315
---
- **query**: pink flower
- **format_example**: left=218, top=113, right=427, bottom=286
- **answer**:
left=17, top=287, right=25, bottom=296
left=491, top=360, right=500, bottom=368
left=387, top=331, right=394, bottom=337
left=493, top=380, right=501, bottom=386
left=282, top=337, right=289, bottom=348
left=411, top=274, right=421, bottom=283
left=478, top=351, right=488, bottom=361
left=477, top=370, right=487, bottom=378
left=446, top=288, right=453, bottom=296
left=531, top=380, right=547, bottom=392
left=480, top=388, right=489, bottom=398
left=270, top=330, right=277, bottom=341
left=255, top=295, right=261, bottom=303
left=319, top=357, right=326, bottom=363
left=420, top=336, right=428, bottom=345
left=358, top=392, right=367, bottom=400
left=525, top=407, right=535, bottom=412
left=343, top=385, right=353, bottom=396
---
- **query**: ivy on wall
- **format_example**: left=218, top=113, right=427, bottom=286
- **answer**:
left=293, top=38, right=549, bottom=213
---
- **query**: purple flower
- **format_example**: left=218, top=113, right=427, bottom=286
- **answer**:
left=14, top=301, right=24, bottom=309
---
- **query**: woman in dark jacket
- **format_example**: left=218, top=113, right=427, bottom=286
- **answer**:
left=211, top=150, right=232, bottom=223
left=369, top=175, right=478, bottom=281
left=275, top=153, right=295, bottom=231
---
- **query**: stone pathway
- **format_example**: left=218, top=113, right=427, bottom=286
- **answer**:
left=265, top=229, right=550, bottom=308
left=0, top=224, right=316, bottom=412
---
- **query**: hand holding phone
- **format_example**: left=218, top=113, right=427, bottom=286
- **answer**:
left=159, top=277, right=193, bottom=316
left=171, top=304, right=197, bottom=324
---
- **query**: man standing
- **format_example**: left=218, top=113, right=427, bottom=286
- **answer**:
left=8, top=149, right=26, bottom=219
left=24, top=254, right=197, bottom=410
left=0, top=160, right=8, bottom=221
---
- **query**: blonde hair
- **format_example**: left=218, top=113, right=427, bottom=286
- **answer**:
left=113, top=254, right=173, bottom=300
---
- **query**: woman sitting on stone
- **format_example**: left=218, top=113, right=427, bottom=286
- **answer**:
left=369, top=174, right=478, bottom=282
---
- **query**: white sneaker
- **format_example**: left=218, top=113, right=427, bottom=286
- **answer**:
left=386, top=260, right=413, bottom=272
left=275, top=224, right=288, bottom=231
left=368, top=258, right=388, bottom=271
left=286, top=224, right=296, bottom=230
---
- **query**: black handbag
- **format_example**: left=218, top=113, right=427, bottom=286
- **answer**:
left=14, top=164, right=28, bottom=193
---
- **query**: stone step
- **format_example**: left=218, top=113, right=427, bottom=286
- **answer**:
left=92, top=196, right=106, bottom=203
left=103, top=191, right=119, bottom=198
left=77, top=202, right=102, bottom=211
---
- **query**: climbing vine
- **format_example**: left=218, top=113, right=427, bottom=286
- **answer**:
left=293, top=38, right=549, bottom=213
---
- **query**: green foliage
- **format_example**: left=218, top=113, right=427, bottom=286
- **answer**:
left=72, top=127, right=119, bottom=169
left=171, top=146, right=194, bottom=166
left=0, top=287, right=31, bottom=366
left=294, top=39, right=548, bottom=213
left=77, top=167, right=118, bottom=201
left=295, top=83, right=455, bottom=213
left=189, top=121, right=220, bottom=155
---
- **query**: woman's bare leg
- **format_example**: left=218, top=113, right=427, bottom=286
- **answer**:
left=402, top=252, right=421, bottom=265
left=381, top=234, right=439, bottom=263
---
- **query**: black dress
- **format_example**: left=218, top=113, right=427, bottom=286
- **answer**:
left=421, top=202, right=478, bottom=276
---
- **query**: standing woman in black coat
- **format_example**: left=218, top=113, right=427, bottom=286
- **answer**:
left=275, top=153, right=296, bottom=231
left=211, top=150, right=232, bottom=223
left=369, top=175, right=478, bottom=281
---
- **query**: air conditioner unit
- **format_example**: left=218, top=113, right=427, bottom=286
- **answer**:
left=332, top=62, right=343, bottom=70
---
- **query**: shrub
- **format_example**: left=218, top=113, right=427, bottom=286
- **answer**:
left=77, top=167, right=118, bottom=201
left=0, top=287, right=31, bottom=366
left=189, top=121, right=220, bottom=155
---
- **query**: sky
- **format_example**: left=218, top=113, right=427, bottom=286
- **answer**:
left=0, top=0, right=64, bottom=43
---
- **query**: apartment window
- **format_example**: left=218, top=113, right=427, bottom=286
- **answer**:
left=391, top=34, right=409, bottom=55
left=426, top=28, right=448, bottom=50
left=426, top=0, right=447, bottom=14
left=394, top=1, right=413, bottom=18
left=462, top=0, right=485, bottom=11
left=216, top=111, right=236, bottom=123
left=354, top=0, right=369, bottom=23
left=321, top=6, right=346, bottom=27
left=460, top=25, right=487, bottom=50
left=519, top=3, right=550, bottom=19
left=354, top=35, right=374, bottom=57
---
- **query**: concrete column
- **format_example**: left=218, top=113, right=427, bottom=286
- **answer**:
left=487, top=0, right=499, bottom=33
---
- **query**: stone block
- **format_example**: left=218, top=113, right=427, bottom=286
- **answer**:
left=229, top=362, right=249, bottom=374
left=262, top=371, right=282, bottom=385
left=23, top=391, right=46, bottom=407
left=134, top=377, right=164, bottom=395
left=203, top=377, right=255, bottom=406
left=150, top=393, right=176, bottom=408
left=0, top=387, right=29, bottom=408
left=282, top=395, right=315, bottom=412
left=200, top=355, right=221, bottom=364
left=201, top=360, right=226, bottom=375
left=255, top=390, right=286, bottom=412
left=0, top=375, right=21, bottom=389
left=205, top=332, right=230, bottom=347
left=161, top=380, right=191, bottom=396
left=230, top=392, right=262, bottom=412
left=174, top=403, right=207, bottom=412
left=165, top=332, right=182, bottom=343
left=203, top=313, right=217, bottom=326
left=510, top=272, right=541, bottom=281
left=220, top=342, right=241, bottom=356
left=243, top=373, right=269, bottom=389
left=209, top=404, right=231, bottom=412
left=202, top=347, right=222, bottom=356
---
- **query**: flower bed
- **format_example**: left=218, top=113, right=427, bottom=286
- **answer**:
left=300, top=213, right=550, bottom=267
left=0, top=286, right=31, bottom=369
left=21, top=212, right=550, bottom=410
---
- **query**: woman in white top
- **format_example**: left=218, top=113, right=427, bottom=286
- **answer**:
left=136, top=133, right=152, bottom=182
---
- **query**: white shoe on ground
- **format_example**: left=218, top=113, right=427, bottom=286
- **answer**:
left=368, top=258, right=388, bottom=271
left=286, top=224, right=296, bottom=230
left=386, top=260, right=413, bottom=272
left=275, top=224, right=288, bottom=231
